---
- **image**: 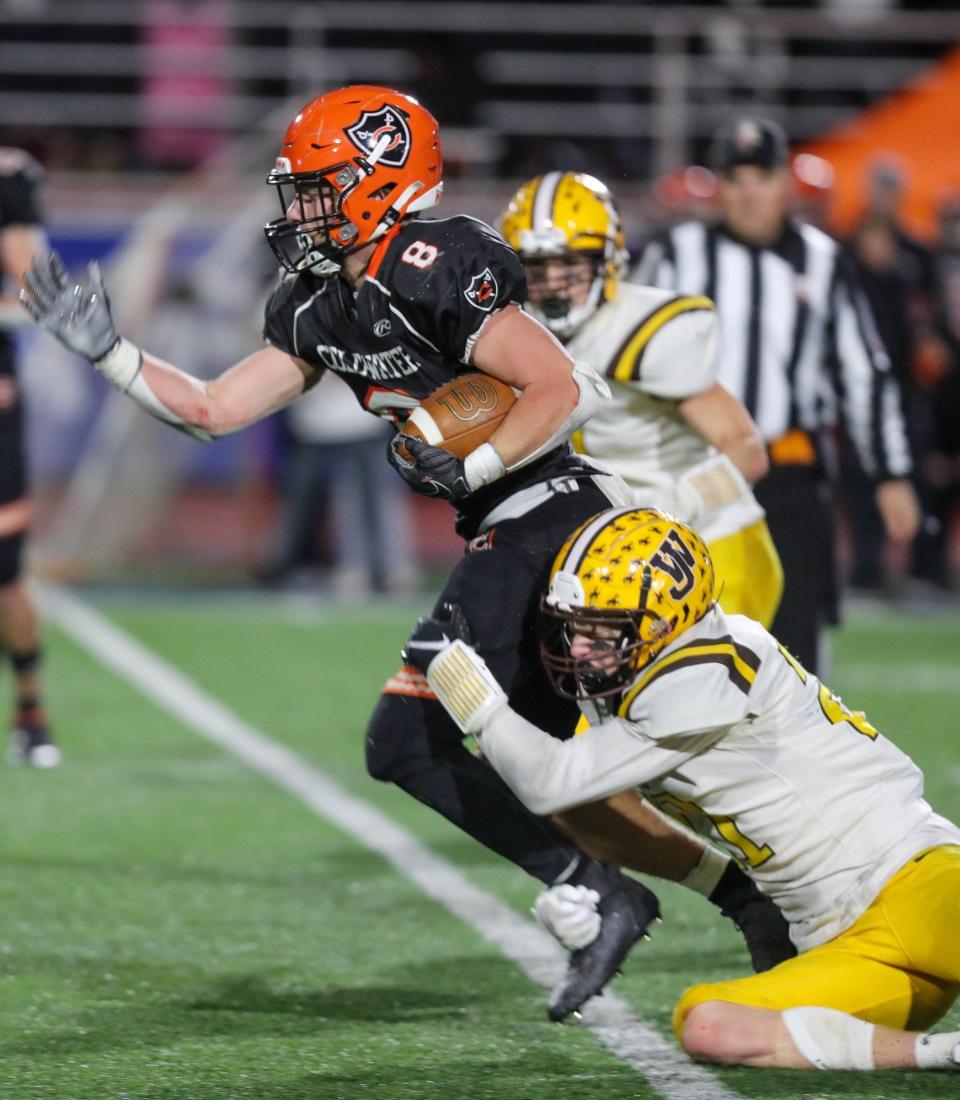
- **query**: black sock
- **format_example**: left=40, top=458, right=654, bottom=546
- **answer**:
left=707, top=861, right=761, bottom=916
left=10, top=646, right=42, bottom=678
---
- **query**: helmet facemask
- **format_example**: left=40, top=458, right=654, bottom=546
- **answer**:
left=540, top=602, right=675, bottom=701
left=265, top=161, right=380, bottom=276
left=522, top=251, right=607, bottom=341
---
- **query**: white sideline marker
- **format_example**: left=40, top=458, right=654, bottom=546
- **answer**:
left=40, top=584, right=741, bottom=1100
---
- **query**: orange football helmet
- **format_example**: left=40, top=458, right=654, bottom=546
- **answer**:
left=264, top=85, right=443, bottom=274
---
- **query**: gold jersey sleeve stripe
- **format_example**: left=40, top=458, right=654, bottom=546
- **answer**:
left=618, top=634, right=760, bottom=715
left=609, top=295, right=715, bottom=383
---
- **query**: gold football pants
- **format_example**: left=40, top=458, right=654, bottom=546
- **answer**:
left=674, top=845, right=960, bottom=1038
left=706, top=518, right=783, bottom=629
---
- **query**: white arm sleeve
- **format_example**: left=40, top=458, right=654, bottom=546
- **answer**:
left=504, top=360, right=610, bottom=473
left=96, top=337, right=214, bottom=442
left=476, top=706, right=712, bottom=816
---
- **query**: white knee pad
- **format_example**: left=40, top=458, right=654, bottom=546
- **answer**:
left=782, top=1006, right=875, bottom=1071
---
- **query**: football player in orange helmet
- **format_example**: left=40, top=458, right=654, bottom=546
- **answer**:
left=264, top=85, right=443, bottom=276
left=22, top=84, right=790, bottom=1020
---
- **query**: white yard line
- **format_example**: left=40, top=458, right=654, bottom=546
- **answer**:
left=837, top=664, right=960, bottom=694
left=40, top=583, right=740, bottom=1100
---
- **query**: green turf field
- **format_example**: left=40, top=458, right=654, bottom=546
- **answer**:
left=1, top=592, right=958, bottom=1099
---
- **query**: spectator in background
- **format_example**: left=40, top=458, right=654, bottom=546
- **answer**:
left=266, top=371, right=418, bottom=596
left=790, top=152, right=835, bottom=232
left=925, top=195, right=960, bottom=586
left=844, top=159, right=946, bottom=590
left=634, top=117, right=919, bottom=675
left=0, top=147, right=58, bottom=766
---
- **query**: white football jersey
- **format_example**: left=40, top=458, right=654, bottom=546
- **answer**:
left=566, top=283, right=763, bottom=541
left=479, top=605, right=960, bottom=952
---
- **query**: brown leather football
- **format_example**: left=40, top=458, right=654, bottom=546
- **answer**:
left=399, top=372, right=517, bottom=460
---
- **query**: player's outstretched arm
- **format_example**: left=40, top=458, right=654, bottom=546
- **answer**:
left=21, top=252, right=315, bottom=440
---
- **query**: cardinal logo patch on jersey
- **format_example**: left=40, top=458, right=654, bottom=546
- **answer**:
left=346, top=107, right=411, bottom=167
left=464, top=268, right=499, bottom=312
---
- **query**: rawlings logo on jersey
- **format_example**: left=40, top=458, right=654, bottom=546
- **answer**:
left=464, top=268, right=499, bottom=312
left=345, top=108, right=411, bottom=168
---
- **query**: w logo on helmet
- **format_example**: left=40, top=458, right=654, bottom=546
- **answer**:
left=649, top=530, right=698, bottom=599
left=346, top=107, right=411, bottom=167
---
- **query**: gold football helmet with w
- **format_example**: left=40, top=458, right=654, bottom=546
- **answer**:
left=541, top=507, right=716, bottom=700
left=499, top=171, right=626, bottom=340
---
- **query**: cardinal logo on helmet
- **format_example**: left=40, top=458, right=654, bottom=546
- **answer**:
left=346, top=107, right=411, bottom=167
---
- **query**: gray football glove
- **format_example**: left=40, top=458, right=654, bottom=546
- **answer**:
left=20, top=252, right=120, bottom=363
left=402, top=601, right=473, bottom=674
left=387, top=435, right=472, bottom=502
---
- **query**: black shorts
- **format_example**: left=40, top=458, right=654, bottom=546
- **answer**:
left=0, top=342, right=27, bottom=584
left=434, top=474, right=619, bottom=737
left=754, top=465, right=837, bottom=673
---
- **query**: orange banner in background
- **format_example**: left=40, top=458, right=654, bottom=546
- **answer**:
left=800, top=45, right=960, bottom=241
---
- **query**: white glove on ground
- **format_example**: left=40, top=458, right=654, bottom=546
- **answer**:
left=532, top=883, right=602, bottom=950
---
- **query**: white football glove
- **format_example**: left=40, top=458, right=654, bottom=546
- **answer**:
left=674, top=453, right=752, bottom=523
left=532, top=883, right=602, bottom=950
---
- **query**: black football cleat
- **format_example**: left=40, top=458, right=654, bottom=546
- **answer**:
left=722, top=890, right=795, bottom=972
left=710, top=863, right=795, bottom=972
left=548, top=872, right=660, bottom=1022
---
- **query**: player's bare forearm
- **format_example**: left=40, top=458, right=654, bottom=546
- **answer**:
left=680, top=383, right=769, bottom=484
left=470, top=304, right=581, bottom=466
left=490, top=373, right=578, bottom=466
left=717, top=434, right=768, bottom=485
left=140, top=345, right=314, bottom=436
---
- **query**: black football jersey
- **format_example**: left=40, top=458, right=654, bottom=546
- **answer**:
left=0, top=148, right=41, bottom=232
left=0, top=148, right=43, bottom=358
left=263, top=214, right=590, bottom=535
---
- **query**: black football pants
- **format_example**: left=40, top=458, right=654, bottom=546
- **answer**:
left=366, top=478, right=615, bottom=885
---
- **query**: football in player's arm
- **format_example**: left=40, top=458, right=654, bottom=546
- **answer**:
left=407, top=506, right=960, bottom=1071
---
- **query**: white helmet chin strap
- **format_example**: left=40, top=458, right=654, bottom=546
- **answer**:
left=307, top=252, right=342, bottom=277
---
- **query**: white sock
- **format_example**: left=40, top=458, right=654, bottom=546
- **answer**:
left=782, top=1006, right=875, bottom=1070
left=679, top=845, right=728, bottom=897
left=915, top=1031, right=960, bottom=1069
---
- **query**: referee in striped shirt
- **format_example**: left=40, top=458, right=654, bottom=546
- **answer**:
left=634, top=118, right=920, bottom=674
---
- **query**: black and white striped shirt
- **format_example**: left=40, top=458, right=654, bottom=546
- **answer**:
left=633, top=219, right=912, bottom=480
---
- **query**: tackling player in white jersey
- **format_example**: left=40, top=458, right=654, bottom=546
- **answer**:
left=499, top=172, right=783, bottom=627
left=406, top=506, right=960, bottom=1072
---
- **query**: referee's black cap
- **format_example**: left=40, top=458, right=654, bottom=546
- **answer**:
left=711, top=118, right=789, bottom=173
